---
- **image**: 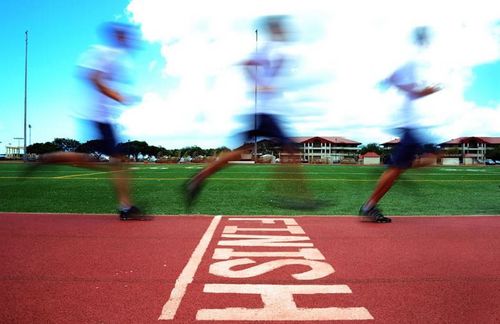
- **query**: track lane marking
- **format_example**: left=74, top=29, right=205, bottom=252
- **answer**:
left=3, top=176, right=500, bottom=183
left=158, top=215, right=222, bottom=320
left=53, top=171, right=113, bottom=179
left=195, top=217, right=374, bottom=321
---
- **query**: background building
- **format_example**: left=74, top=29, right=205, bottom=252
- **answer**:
left=359, top=151, right=381, bottom=165
left=440, top=137, right=500, bottom=164
left=291, top=136, right=361, bottom=164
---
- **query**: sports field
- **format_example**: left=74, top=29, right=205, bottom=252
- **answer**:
left=1, top=162, right=499, bottom=216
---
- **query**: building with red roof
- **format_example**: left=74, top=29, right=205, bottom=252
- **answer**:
left=381, top=136, right=500, bottom=164
left=359, top=151, right=381, bottom=165
left=290, top=136, right=361, bottom=163
left=440, top=137, right=500, bottom=163
left=240, top=135, right=499, bottom=165
left=381, top=138, right=400, bottom=149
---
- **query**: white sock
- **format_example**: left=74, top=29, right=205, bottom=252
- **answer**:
left=120, top=204, right=131, bottom=211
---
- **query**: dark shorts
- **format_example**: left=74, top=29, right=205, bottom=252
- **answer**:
left=94, top=122, right=118, bottom=156
left=389, top=128, right=437, bottom=169
left=241, top=113, right=291, bottom=146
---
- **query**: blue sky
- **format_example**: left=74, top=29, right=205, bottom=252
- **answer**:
left=465, top=61, right=500, bottom=106
left=1, top=0, right=500, bottom=154
left=0, top=0, right=164, bottom=151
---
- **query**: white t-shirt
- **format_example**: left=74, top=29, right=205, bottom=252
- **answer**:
left=388, top=58, right=433, bottom=129
left=77, top=45, right=131, bottom=123
left=247, top=41, right=289, bottom=115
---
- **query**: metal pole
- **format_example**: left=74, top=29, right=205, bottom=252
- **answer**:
left=29, top=124, right=32, bottom=146
left=253, top=29, right=258, bottom=161
left=24, top=31, right=28, bottom=160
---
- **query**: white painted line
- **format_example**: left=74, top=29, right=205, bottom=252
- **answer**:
left=158, top=215, right=222, bottom=320
left=197, top=284, right=373, bottom=321
left=227, top=218, right=298, bottom=224
left=212, top=248, right=326, bottom=260
left=223, top=225, right=305, bottom=234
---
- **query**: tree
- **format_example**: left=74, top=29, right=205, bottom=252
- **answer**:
left=143, top=145, right=167, bottom=157
left=256, top=139, right=281, bottom=155
left=485, top=147, right=500, bottom=160
left=76, top=139, right=108, bottom=158
left=53, top=138, right=81, bottom=152
left=358, top=143, right=383, bottom=156
left=148, top=145, right=168, bottom=157
left=27, top=142, right=59, bottom=154
left=116, top=140, right=150, bottom=157
left=26, top=137, right=241, bottom=161
left=214, top=146, right=231, bottom=155
left=180, top=146, right=204, bottom=157
left=164, top=148, right=181, bottom=157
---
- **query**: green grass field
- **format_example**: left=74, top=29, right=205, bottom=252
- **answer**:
left=1, top=162, right=499, bottom=216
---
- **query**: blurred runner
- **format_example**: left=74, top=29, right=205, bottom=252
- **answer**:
left=26, top=22, right=149, bottom=221
left=359, top=26, right=442, bottom=223
left=185, top=15, right=317, bottom=210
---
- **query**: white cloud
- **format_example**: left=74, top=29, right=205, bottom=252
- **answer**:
left=123, top=0, right=500, bottom=148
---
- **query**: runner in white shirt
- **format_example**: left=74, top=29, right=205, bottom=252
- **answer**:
left=359, top=26, right=442, bottom=223
left=78, top=43, right=131, bottom=123
left=28, top=23, right=149, bottom=221
left=185, top=16, right=315, bottom=209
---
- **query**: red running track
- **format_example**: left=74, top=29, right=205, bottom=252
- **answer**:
left=0, top=213, right=499, bottom=323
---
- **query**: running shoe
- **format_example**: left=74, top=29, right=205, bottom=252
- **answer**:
left=119, top=206, right=152, bottom=221
left=359, top=205, right=392, bottom=223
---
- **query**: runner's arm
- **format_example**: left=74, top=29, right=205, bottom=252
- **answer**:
left=89, top=70, right=124, bottom=103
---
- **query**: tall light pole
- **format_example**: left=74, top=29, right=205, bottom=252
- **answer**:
left=24, top=30, right=28, bottom=160
left=253, top=29, right=258, bottom=161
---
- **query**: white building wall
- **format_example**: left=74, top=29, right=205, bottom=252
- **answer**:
left=442, top=157, right=460, bottom=165
left=363, top=157, right=380, bottom=165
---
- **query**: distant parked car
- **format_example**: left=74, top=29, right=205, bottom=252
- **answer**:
left=485, top=159, right=496, bottom=165
left=99, top=154, right=110, bottom=162
left=495, top=160, right=500, bottom=165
